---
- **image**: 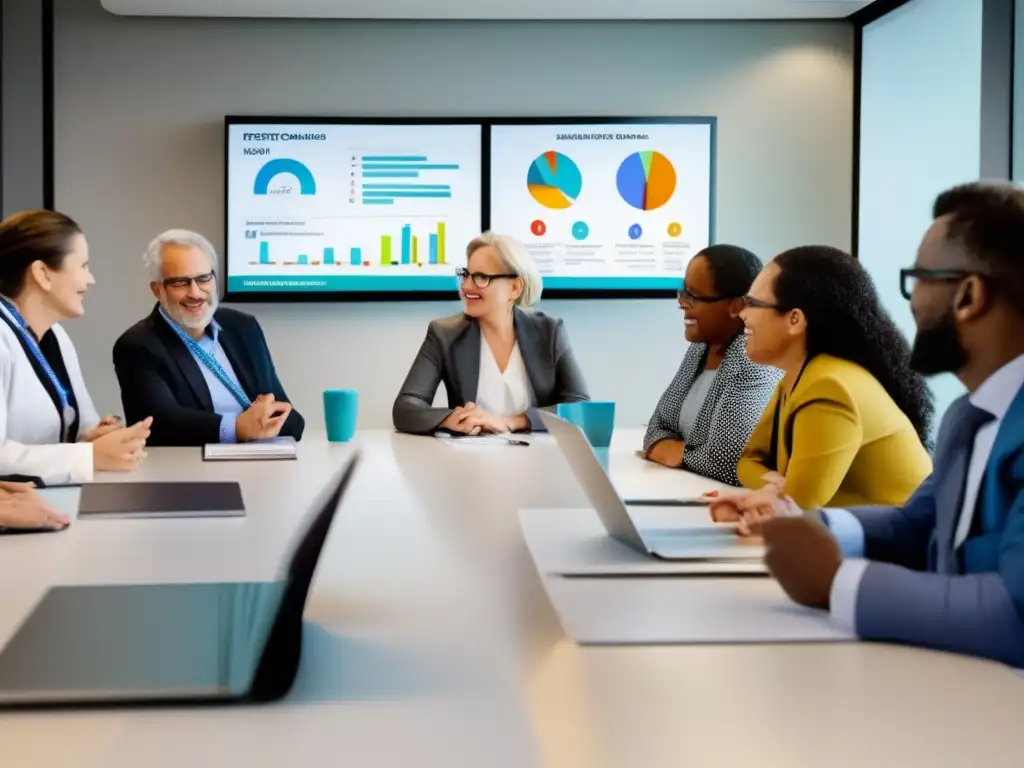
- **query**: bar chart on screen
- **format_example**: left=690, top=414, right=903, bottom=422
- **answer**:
left=225, top=122, right=483, bottom=295
left=248, top=219, right=450, bottom=273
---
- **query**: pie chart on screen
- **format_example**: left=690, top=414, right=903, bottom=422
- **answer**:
left=616, top=150, right=677, bottom=210
left=527, top=151, right=583, bottom=209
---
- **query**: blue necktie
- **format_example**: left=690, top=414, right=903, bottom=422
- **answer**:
left=937, top=400, right=995, bottom=573
left=953, top=401, right=995, bottom=451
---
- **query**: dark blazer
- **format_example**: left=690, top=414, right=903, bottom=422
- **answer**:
left=643, top=334, right=781, bottom=486
left=393, top=308, right=590, bottom=434
left=112, top=304, right=304, bottom=447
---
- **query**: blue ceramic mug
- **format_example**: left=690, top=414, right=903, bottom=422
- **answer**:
left=323, top=389, right=359, bottom=443
left=555, top=401, right=616, bottom=447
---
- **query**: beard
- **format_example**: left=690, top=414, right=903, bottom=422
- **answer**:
left=163, top=293, right=217, bottom=332
left=910, top=308, right=968, bottom=375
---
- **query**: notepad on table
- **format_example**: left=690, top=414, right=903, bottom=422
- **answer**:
left=203, top=437, right=297, bottom=461
left=433, top=432, right=531, bottom=447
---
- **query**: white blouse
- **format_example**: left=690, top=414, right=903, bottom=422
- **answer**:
left=475, top=335, right=534, bottom=418
left=0, top=306, right=99, bottom=485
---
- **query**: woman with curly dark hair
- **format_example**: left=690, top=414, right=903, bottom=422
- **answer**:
left=724, top=245, right=933, bottom=511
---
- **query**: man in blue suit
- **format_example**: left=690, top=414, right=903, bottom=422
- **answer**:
left=754, top=181, right=1024, bottom=666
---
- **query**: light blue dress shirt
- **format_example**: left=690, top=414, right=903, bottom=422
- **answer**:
left=161, top=315, right=246, bottom=443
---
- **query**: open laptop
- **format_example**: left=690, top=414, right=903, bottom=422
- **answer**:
left=541, top=412, right=764, bottom=562
left=0, top=452, right=361, bottom=709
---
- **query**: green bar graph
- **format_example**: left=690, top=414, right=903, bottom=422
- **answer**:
left=381, top=235, right=392, bottom=266
left=437, top=222, right=446, bottom=265
left=412, top=235, right=419, bottom=264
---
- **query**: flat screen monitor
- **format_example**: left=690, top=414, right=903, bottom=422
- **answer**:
left=488, top=118, right=716, bottom=298
left=224, top=118, right=485, bottom=301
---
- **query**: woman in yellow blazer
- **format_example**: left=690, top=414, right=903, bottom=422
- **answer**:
left=726, top=245, right=933, bottom=511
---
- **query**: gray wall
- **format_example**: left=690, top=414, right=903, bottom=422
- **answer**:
left=2, top=0, right=46, bottom=214
left=52, top=0, right=853, bottom=428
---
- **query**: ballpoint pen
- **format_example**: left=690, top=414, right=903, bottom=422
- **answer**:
left=498, top=435, right=530, bottom=446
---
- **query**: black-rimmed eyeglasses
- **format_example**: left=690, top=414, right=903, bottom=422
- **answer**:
left=455, top=267, right=519, bottom=288
left=741, top=295, right=790, bottom=311
left=677, top=281, right=734, bottom=305
left=899, top=268, right=973, bottom=300
left=163, top=271, right=215, bottom=289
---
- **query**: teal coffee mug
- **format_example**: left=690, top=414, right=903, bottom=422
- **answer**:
left=323, top=389, right=359, bottom=443
left=556, top=401, right=616, bottom=448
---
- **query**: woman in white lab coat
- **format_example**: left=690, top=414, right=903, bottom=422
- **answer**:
left=0, top=210, right=151, bottom=485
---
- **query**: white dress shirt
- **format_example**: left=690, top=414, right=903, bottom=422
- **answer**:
left=0, top=311, right=100, bottom=485
left=827, top=352, right=1024, bottom=629
left=475, top=335, right=534, bottom=418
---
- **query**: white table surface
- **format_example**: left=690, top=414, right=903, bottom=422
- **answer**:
left=0, top=428, right=1021, bottom=768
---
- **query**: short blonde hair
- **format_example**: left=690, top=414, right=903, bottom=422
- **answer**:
left=465, top=232, right=542, bottom=308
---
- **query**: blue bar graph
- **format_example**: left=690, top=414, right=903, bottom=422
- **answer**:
left=259, top=241, right=270, bottom=264
left=362, top=199, right=394, bottom=205
left=324, top=247, right=335, bottom=265
left=429, top=234, right=438, bottom=265
left=350, top=247, right=361, bottom=266
left=361, top=155, right=428, bottom=162
left=401, top=225, right=411, bottom=265
left=361, top=164, right=460, bottom=171
left=297, top=254, right=308, bottom=265
left=361, top=184, right=450, bottom=190
left=362, top=190, right=452, bottom=199
left=362, top=172, right=419, bottom=178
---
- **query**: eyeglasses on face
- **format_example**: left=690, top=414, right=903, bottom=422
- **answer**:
left=741, top=295, right=789, bottom=311
left=677, top=280, right=733, bottom=304
left=455, top=267, right=519, bottom=288
left=899, top=267, right=973, bottom=300
left=163, top=271, right=215, bottom=289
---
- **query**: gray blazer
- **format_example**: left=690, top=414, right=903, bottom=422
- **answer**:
left=643, top=333, right=781, bottom=486
left=392, top=308, right=590, bottom=434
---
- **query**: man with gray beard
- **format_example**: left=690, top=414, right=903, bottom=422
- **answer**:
left=113, top=230, right=304, bottom=446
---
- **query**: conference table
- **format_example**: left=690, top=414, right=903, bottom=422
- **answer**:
left=0, top=428, right=1020, bottom=768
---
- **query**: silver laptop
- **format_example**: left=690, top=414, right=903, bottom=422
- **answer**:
left=541, top=412, right=764, bottom=562
left=0, top=453, right=361, bottom=708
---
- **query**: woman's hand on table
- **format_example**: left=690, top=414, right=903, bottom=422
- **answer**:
left=707, top=474, right=797, bottom=536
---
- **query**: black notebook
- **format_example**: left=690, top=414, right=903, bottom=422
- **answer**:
left=76, top=482, right=245, bottom=520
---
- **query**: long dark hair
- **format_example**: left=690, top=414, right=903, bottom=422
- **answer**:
left=772, top=245, right=934, bottom=444
left=0, top=210, right=82, bottom=298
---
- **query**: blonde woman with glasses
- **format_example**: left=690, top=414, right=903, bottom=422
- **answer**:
left=393, top=232, right=590, bottom=435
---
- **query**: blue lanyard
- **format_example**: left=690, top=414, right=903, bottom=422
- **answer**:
left=0, top=298, right=75, bottom=430
left=159, top=307, right=251, bottom=410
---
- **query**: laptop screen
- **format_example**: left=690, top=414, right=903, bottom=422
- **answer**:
left=0, top=581, right=284, bottom=703
left=0, top=454, right=361, bottom=706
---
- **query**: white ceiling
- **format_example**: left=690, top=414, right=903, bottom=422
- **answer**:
left=100, top=0, right=873, bottom=20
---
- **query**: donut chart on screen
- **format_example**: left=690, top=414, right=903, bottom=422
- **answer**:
left=527, top=151, right=583, bottom=209
left=616, top=151, right=677, bottom=211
